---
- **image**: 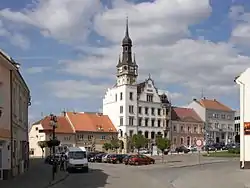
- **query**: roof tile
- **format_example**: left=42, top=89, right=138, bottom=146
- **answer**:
left=172, top=107, right=203, bottom=122
left=198, top=98, right=232, bottom=111
left=66, top=112, right=117, bottom=133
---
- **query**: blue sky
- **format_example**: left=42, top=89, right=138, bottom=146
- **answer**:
left=0, top=0, right=250, bottom=123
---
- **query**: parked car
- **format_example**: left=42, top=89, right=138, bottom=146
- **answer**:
left=94, top=153, right=106, bottom=163
left=213, top=143, right=225, bottom=150
left=128, top=155, right=152, bottom=165
left=123, top=155, right=135, bottom=165
left=187, top=145, right=197, bottom=152
left=204, top=145, right=216, bottom=151
left=102, top=154, right=111, bottom=163
left=145, top=156, right=155, bottom=164
left=175, top=146, right=190, bottom=153
left=110, top=154, right=127, bottom=164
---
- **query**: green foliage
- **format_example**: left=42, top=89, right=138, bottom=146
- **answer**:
left=131, top=134, right=148, bottom=151
left=110, top=138, right=120, bottom=150
left=156, top=137, right=170, bottom=152
left=228, top=148, right=240, bottom=154
left=46, top=139, right=60, bottom=148
left=102, top=143, right=112, bottom=151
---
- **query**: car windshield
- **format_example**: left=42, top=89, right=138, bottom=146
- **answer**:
left=68, top=151, right=86, bottom=159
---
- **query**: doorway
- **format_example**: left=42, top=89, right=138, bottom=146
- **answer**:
left=216, top=137, right=220, bottom=143
left=0, top=146, right=2, bottom=180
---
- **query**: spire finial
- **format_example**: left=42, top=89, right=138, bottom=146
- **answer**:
left=125, top=16, right=129, bottom=37
left=118, top=54, right=121, bottom=63
left=148, top=73, right=151, bottom=79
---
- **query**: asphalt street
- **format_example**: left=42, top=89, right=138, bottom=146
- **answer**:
left=52, top=160, right=250, bottom=188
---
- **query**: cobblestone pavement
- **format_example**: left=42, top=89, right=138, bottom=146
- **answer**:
left=52, top=157, right=249, bottom=188
left=0, top=158, right=67, bottom=188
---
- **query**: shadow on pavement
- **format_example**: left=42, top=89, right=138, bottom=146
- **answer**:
left=63, top=168, right=109, bottom=188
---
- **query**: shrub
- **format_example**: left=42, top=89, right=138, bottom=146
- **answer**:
left=228, top=148, right=240, bottom=154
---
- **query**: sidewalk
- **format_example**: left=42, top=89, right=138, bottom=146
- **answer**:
left=0, top=158, right=68, bottom=188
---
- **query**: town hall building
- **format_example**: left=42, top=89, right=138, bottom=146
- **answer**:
left=102, top=19, right=171, bottom=152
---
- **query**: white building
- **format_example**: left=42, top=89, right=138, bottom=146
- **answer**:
left=234, top=110, right=240, bottom=136
left=0, top=50, right=30, bottom=180
left=188, top=98, right=235, bottom=145
left=103, top=19, right=171, bottom=152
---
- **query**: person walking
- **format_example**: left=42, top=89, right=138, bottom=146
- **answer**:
left=60, top=153, right=66, bottom=171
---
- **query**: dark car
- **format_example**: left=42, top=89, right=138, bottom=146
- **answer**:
left=204, top=145, right=216, bottom=151
left=175, top=146, right=190, bottom=153
left=110, top=154, right=127, bottom=164
left=213, top=143, right=224, bottom=150
left=88, top=152, right=103, bottom=162
left=94, top=153, right=106, bottom=163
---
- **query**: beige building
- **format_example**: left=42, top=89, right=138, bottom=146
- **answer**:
left=0, top=50, right=30, bottom=180
left=29, top=112, right=117, bottom=157
left=171, top=107, right=204, bottom=148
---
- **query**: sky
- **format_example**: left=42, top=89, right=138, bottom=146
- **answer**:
left=0, top=0, right=250, bottom=123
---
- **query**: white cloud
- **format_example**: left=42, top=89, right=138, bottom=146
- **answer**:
left=26, top=66, right=51, bottom=74
left=45, top=80, right=110, bottom=99
left=0, top=0, right=102, bottom=43
left=94, top=0, right=211, bottom=45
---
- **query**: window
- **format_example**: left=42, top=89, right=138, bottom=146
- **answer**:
left=180, top=137, right=184, bottom=144
left=221, top=114, right=225, bottom=119
left=157, top=108, right=161, bottom=116
left=227, top=115, right=232, bottom=120
left=151, top=108, right=155, bottom=115
left=151, top=119, right=155, bottom=127
left=181, top=126, right=184, bottom=132
left=173, top=137, right=177, bottom=144
left=77, top=134, right=84, bottom=140
left=215, top=123, right=219, bottom=129
left=35, top=127, right=38, bottom=131
left=101, top=135, right=106, bottom=140
left=145, top=118, right=149, bottom=127
left=129, top=105, right=134, bottom=113
left=115, top=94, right=117, bottom=101
left=213, top=113, right=219, bottom=118
left=120, top=92, right=123, bottom=100
left=129, top=117, right=134, bottom=125
left=146, top=94, right=153, bottom=102
left=129, top=92, right=133, bottom=100
left=120, top=106, right=123, bottom=113
left=129, top=130, right=133, bottom=137
left=120, top=117, right=123, bottom=126
left=88, top=135, right=93, bottom=140
left=187, top=126, right=191, bottom=133
left=194, top=127, right=197, bottom=133
left=173, top=125, right=176, bottom=131
left=158, top=120, right=161, bottom=127
left=138, top=107, right=142, bottom=114
left=139, top=118, right=142, bottom=126
left=145, top=107, right=148, bottom=115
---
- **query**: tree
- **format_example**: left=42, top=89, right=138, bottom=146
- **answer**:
left=132, top=134, right=148, bottom=154
left=37, top=141, right=47, bottom=158
left=46, top=139, right=60, bottom=148
left=102, top=143, right=112, bottom=151
left=156, top=137, right=170, bottom=163
left=110, top=138, right=120, bottom=153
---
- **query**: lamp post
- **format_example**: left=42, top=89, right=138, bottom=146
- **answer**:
left=50, top=114, right=57, bottom=181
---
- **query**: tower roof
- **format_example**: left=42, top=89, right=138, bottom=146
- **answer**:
left=122, top=17, right=132, bottom=45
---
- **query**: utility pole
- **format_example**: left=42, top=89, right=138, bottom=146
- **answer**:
left=50, top=114, right=57, bottom=181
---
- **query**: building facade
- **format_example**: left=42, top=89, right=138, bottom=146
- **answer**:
left=29, top=112, right=117, bottom=157
left=0, top=50, right=30, bottom=180
left=171, top=107, right=204, bottom=148
left=102, top=19, right=171, bottom=152
left=188, top=98, right=235, bottom=145
left=234, top=110, right=240, bottom=136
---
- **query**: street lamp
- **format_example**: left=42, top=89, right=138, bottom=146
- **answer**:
left=49, top=114, right=57, bottom=181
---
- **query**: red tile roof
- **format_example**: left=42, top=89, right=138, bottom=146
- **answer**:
left=198, top=98, right=232, bottom=111
left=172, top=107, right=203, bottom=123
left=37, top=116, right=74, bottom=134
left=66, top=112, right=117, bottom=133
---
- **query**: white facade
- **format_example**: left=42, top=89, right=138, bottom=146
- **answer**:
left=189, top=99, right=235, bottom=145
left=236, top=68, right=250, bottom=168
left=234, top=110, right=240, bottom=135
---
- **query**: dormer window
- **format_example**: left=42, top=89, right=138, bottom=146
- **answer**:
left=124, top=66, right=127, bottom=70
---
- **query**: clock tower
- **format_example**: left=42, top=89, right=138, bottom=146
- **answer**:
left=116, top=18, right=138, bottom=86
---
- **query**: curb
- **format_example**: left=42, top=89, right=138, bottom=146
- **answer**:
left=168, top=160, right=233, bottom=169
left=45, top=172, right=69, bottom=188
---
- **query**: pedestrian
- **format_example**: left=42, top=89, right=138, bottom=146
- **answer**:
left=60, top=153, right=66, bottom=171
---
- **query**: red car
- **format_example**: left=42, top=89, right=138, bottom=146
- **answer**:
left=128, top=155, right=155, bottom=165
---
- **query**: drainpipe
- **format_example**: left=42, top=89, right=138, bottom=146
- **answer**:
left=236, top=79, right=245, bottom=169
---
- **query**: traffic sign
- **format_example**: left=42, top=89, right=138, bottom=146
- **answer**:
left=196, top=139, right=203, bottom=147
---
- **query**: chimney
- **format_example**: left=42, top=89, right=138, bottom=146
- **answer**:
left=62, top=111, right=66, bottom=116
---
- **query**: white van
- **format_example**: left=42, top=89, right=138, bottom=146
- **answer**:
left=66, top=147, right=88, bottom=172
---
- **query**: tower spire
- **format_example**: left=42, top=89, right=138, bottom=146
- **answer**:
left=125, top=16, right=129, bottom=37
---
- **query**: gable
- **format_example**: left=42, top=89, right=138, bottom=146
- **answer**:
left=138, top=78, right=161, bottom=102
